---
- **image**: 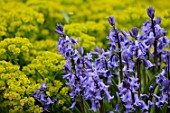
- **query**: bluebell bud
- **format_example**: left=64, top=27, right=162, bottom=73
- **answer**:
left=147, top=7, right=155, bottom=19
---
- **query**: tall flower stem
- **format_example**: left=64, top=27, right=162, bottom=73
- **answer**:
left=142, top=63, right=146, bottom=92
left=79, top=95, right=85, bottom=113
left=158, top=53, right=161, bottom=71
left=136, top=48, right=141, bottom=94
left=151, top=19, right=158, bottom=74
left=116, top=29, right=123, bottom=82
left=71, top=59, right=85, bottom=113
left=137, top=58, right=141, bottom=94
left=99, top=100, right=104, bottom=113
left=93, top=77, right=105, bottom=113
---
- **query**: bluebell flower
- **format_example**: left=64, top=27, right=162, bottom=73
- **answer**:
left=149, top=84, right=154, bottom=93
left=55, top=24, right=64, bottom=35
left=154, top=17, right=161, bottom=25
left=70, top=37, right=78, bottom=45
left=157, top=36, right=169, bottom=53
left=108, top=16, right=115, bottom=26
left=154, top=24, right=166, bottom=38
left=104, top=87, right=114, bottom=103
left=147, top=7, right=155, bottom=19
left=142, top=58, right=154, bottom=69
left=134, top=94, right=148, bottom=111
left=95, top=91, right=103, bottom=100
left=129, top=27, right=139, bottom=38
left=130, top=76, right=140, bottom=92
left=162, top=51, right=170, bottom=65
left=70, top=101, right=76, bottom=110
left=40, top=82, right=48, bottom=91
left=140, top=94, right=149, bottom=98
left=79, top=46, right=84, bottom=55
left=64, top=74, right=75, bottom=86
left=53, top=99, right=58, bottom=104
left=58, top=36, right=73, bottom=57
left=148, top=100, right=154, bottom=108
left=39, top=94, right=45, bottom=102
left=156, top=69, right=166, bottom=84
left=122, top=50, right=135, bottom=72
left=154, top=92, right=168, bottom=108
left=44, top=103, right=50, bottom=112
left=91, top=101, right=97, bottom=112
left=64, top=59, right=72, bottom=73
left=118, top=74, right=142, bottom=112
left=114, top=104, right=120, bottom=112
left=107, top=28, right=119, bottom=51
left=119, top=31, right=130, bottom=50
left=32, top=89, right=40, bottom=99
left=46, top=97, right=54, bottom=105
left=109, top=111, right=114, bottom=113
left=32, top=83, right=57, bottom=112
left=94, top=46, right=100, bottom=52
left=142, top=20, right=151, bottom=34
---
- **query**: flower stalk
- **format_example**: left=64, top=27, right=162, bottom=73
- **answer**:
left=117, top=36, right=123, bottom=82
left=152, top=18, right=158, bottom=74
left=137, top=58, right=141, bottom=94
left=99, top=100, right=104, bottom=113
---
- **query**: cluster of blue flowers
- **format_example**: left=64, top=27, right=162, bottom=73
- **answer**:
left=33, top=7, right=170, bottom=113
left=54, top=7, right=170, bottom=113
left=32, top=83, right=58, bottom=112
left=56, top=23, right=115, bottom=112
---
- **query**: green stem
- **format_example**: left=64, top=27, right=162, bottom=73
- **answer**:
left=142, top=63, right=146, bottom=93
left=137, top=58, right=141, bottom=95
left=112, top=27, right=123, bottom=83
left=79, top=95, right=85, bottom=113
left=151, top=19, right=158, bottom=74
left=158, top=53, right=162, bottom=71
left=99, top=100, right=104, bottom=113
left=116, top=31, right=123, bottom=82
left=19, top=53, right=23, bottom=70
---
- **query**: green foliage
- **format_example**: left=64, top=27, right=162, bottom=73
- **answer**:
left=1, top=0, right=170, bottom=50
left=22, top=51, right=72, bottom=112
left=0, top=61, right=43, bottom=113
left=33, top=39, right=57, bottom=53
left=0, top=37, right=35, bottom=68
left=22, top=51, right=65, bottom=80
left=0, top=2, right=44, bottom=41
left=46, top=80, right=71, bottom=113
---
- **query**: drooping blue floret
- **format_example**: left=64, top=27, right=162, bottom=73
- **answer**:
left=147, top=7, right=155, bottom=19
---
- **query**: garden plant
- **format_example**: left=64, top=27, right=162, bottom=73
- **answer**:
left=54, top=7, right=170, bottom=113
left=0, top=0, right=170, bottom=113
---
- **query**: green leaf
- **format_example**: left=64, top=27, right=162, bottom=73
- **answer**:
left=103, top=99, right=113, bottom=111
left=150, top=85, right=161, bottom=113
left=162, top=104, right=167, bottom=113
left=83, top=100, right=93, bottom=113
left=111, top=79, right=119, bottom=92
left=62, top=10, right=69, bottom=23
left=143, top=76, right=156, bottom=94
